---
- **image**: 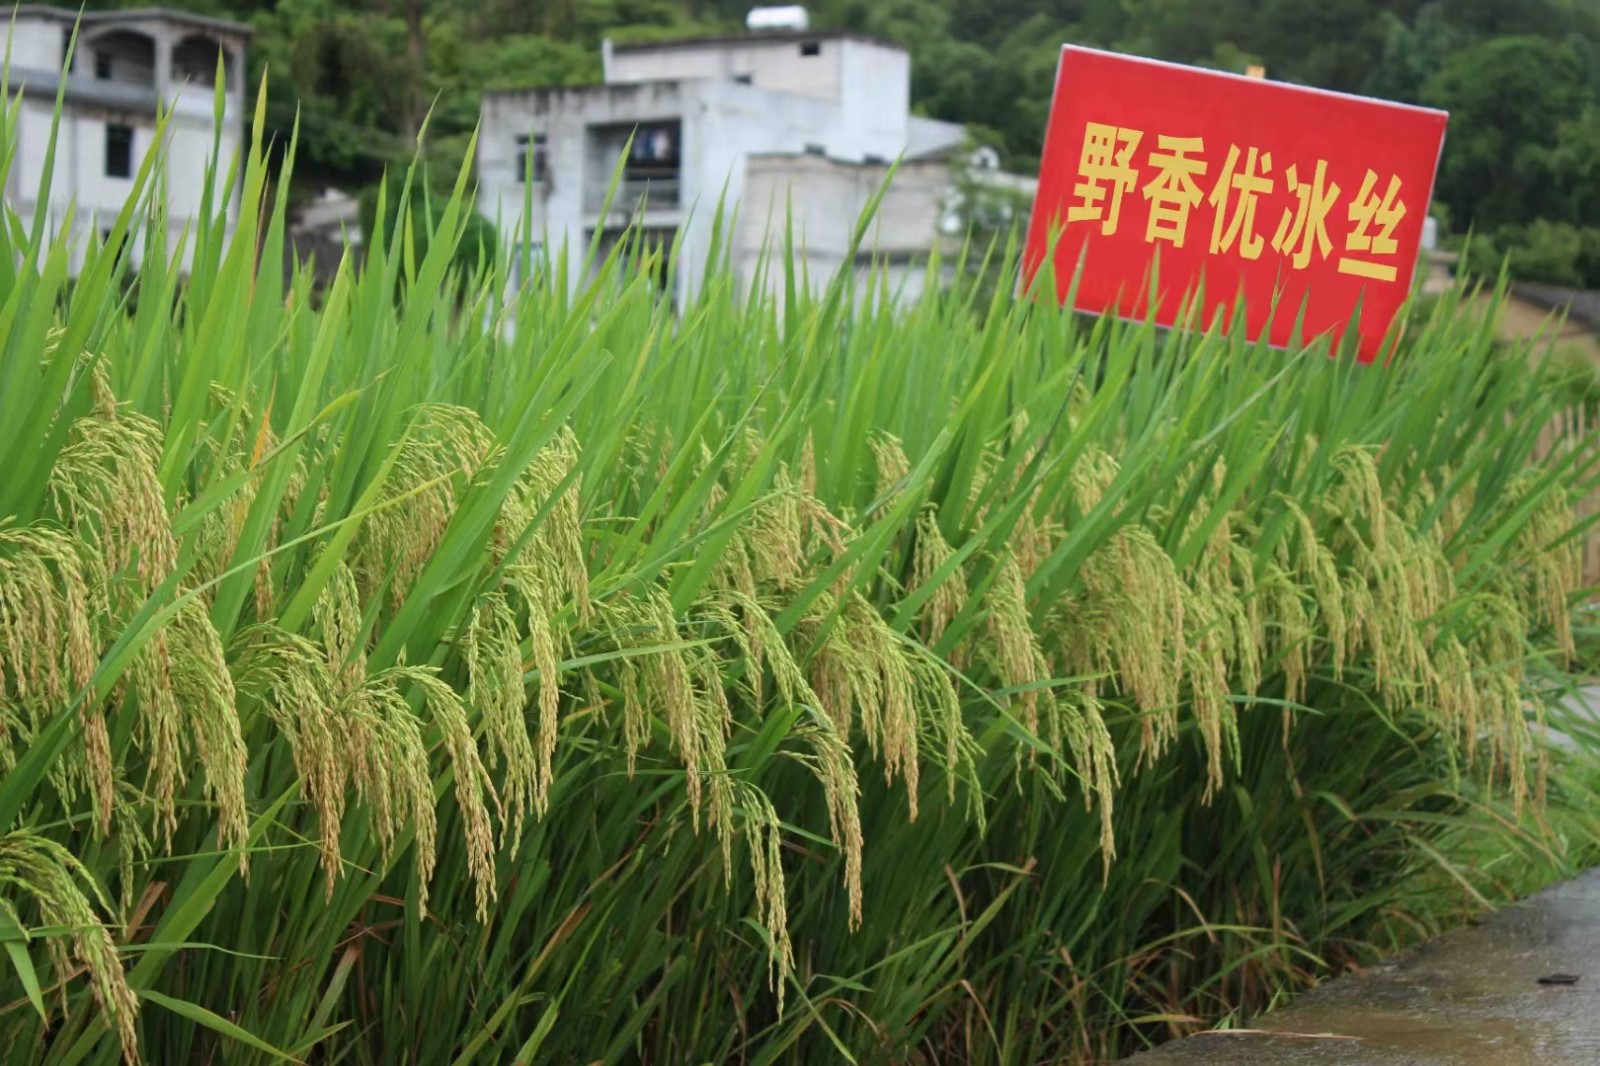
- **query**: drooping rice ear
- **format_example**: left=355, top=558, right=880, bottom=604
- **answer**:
left=0, top=526, right=113, bottom=832
left=465, top=592, right=537, bottom=850
left=869, top=431, right=911, bottom=505
left=911, top=505, right=969, bottom=659
left=737, top=781, right=796, bottom=1014
left=0, top=831, right=140, bottom=1064
left=399, top=666, right=499, bottom=921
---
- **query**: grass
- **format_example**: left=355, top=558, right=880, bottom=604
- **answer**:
left=3, top=63, right=1600, bottom=1064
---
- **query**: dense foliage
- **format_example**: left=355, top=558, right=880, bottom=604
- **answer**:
left=3, top=81, right=1600, bottom=1064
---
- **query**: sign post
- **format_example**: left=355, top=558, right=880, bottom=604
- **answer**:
left=1022, top=46, right=1448, bottom=363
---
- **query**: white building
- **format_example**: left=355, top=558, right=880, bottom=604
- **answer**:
left=3, top=5, right=249, bottom=272
left=478, top=26, right=1022, bottom=306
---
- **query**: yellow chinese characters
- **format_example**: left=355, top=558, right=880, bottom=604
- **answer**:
left=1339, top=170, right=1407, bottom=281
left=1061, top=119, right=1413, bottom=283
left=1067, top=123, right=1143, bottom=236
left=1209, top=145, right=1273, bottom=259
left=1141, top=136, right=1207, bottom=247
left=1271, top=160, right=1340, bottom=269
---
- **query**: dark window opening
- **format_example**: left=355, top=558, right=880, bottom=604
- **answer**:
left=799, top=41, right=821, bottom=57
left=734, top=73, right=753, bottom=85
left=516, top=133, right=549, bottom=183
left=629, top=123, right=679, bottom=167
left=172, top=35, right=231, bottom=88
left=88, top=30, right=157, bottom=85
left=105, top=123, right=133, bottom=178
left=586, top=120, right=682, bottom=212
left=804, top=142, right=825, bottom=156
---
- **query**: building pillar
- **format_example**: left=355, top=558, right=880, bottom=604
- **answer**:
left=151, top=25, right=175, bottom=98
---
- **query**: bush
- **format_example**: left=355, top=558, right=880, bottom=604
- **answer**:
left=1461, top=219, right=1600, bottom=288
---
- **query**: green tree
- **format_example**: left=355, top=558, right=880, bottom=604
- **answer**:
left=1423, top=35, right=1594, bottom=231
left=1362, top=4, right=1464, bottom=102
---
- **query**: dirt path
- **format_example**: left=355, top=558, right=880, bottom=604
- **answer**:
left=1486, top=293, right=1600, bottom=363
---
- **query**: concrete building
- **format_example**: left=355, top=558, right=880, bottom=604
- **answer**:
left=478, top=25, right=1026, bottom=306
left=2, top=6, right=249, bottom=272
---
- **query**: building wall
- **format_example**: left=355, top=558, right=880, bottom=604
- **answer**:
left=606, top=36, right=912, bottom=162
left=11, top=19, right=65, bottom=70
left=3, top=13, right=248, bottom=274
left=836, top=40, right=910, bottom=158
left=907, top=115, right=969, bottom=158
left=480, top=81, right=698, bottom=291
left=166, top=103, right=244, bottom=227
left=679, top=79, right=870, bottom=292
left=736, top=154, right=951, bottom=307
left=480, top=79, right=862, bottom=304
left=608, top=37, right=844, bottom=102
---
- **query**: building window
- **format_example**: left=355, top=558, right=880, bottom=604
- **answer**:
left=799, top=41, right=821, bottom=57
left=630, top=125, right=677, bottom=166
left=585, top=120, right=681, bottom=213
left=95, top=52, right=113, bottom=80
left=172, top=35, right=231, bottom=88
left=105, top=124, right=133, bottom=178
left=734, top=73, right=753, bottom=85
left=515, top=133, right=549, bottom=184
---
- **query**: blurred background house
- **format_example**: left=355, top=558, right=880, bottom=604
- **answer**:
left=477, top=6, right=1034, bottom=308
left=2, top=5, right=248, bottom=273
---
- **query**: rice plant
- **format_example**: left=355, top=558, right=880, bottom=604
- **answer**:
left=2, top=67, right=1599, bottom=1065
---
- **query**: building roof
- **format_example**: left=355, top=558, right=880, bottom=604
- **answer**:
left=482, top=78, right=690, bottom=103
left=13, top=5, right=252, bottom=38
left=610, top=29, right=901, bottom=54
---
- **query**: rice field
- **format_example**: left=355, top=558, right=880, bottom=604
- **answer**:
left=3, top=83, right=1600, bottom=1065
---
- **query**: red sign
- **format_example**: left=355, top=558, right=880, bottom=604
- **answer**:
left=1022, top=46, right=1448, bottom=363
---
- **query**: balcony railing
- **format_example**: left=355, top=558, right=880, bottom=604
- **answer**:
left=586, top=172, right=682, bottom=214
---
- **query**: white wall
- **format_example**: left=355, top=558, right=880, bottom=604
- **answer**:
left=606, top=37, right=913, bottom=162
left=10, top=19, right=65, bottom=71
left=836, top=40, right=910, bottom=157
left=608, top=37, right=844, bottom=102
left=736, top=154, right=951, bottom=307
left=738, top=154, right=948, bottom=259
left=166, top=111, right=243, bottom=222
left=4, top=14, right=247, bottom=276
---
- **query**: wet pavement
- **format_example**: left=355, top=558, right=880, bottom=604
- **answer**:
left=1121, top=867, right=1600, bottom=1064
left=1122, top=685, right=1600, bottom=1066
